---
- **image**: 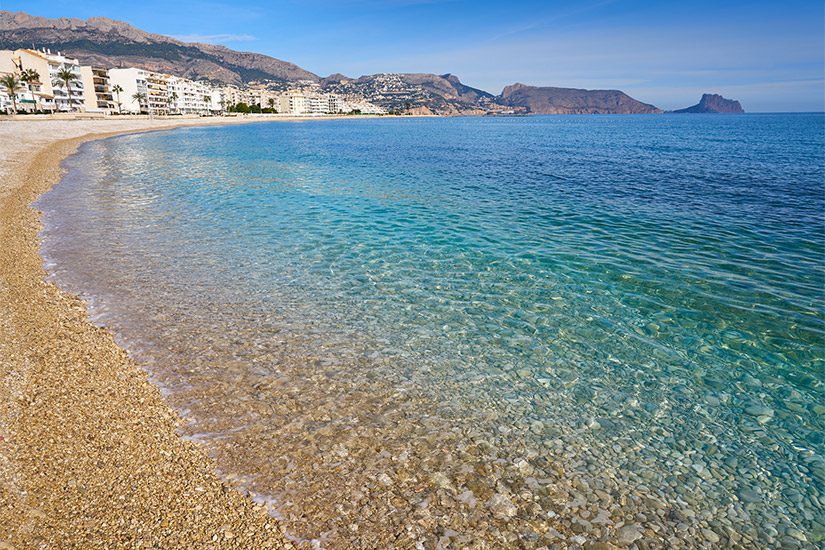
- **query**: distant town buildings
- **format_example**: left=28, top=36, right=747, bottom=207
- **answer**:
left=0, top=47, right=385, bottom=116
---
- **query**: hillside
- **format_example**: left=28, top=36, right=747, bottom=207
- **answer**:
left=673, top=93, right=744, bottom=113
left=321, top=73, right=501, bottom=115
left=0, top=11, right=318, bottom=85
left=498, top=83, right=662, bottom=114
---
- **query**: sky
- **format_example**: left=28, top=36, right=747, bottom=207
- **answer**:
left=2, top=0, right=823, bottom=111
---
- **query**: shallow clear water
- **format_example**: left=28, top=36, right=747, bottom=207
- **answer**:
left=38, top=115, right=824, bottom=548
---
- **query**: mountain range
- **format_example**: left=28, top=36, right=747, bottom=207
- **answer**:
left=0, top=11, right=741, bottom=115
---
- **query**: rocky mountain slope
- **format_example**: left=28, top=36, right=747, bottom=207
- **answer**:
left=498, top=83, right=662, bottom=114
left=673, top=93, right=744, bottom=113
left=0, top=11, right=318, bottom=85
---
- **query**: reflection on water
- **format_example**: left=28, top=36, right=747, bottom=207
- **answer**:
left=38, top=116, right=824, bottom=548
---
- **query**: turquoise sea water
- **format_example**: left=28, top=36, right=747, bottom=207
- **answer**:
left=39, top=115, right=824, bottom=547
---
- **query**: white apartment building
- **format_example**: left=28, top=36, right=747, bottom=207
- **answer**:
left=167, top=76, right=213, bottom=115
left=108, top=67, right=150, bottom=114
left=209, top=89, right=224, bottom=113
left=275, top=91, right=345, bottom=115
left=45, top=51, right=85, bottom=112
left=108, top=68, right=173, bottom=115
left=307, top=94, right=328, bottom=114
left=279, top=92, right=306, bottom=114
left=0, top=88, right=11, bottom=113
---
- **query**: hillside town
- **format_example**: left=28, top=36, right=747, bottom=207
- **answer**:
left=0, top=47, right=386, bottom=116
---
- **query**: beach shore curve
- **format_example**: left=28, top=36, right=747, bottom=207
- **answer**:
left=0, top=118, right=300, bottom=548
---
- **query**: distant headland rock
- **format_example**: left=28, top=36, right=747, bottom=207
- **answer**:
left=497, top=83, right=662, bottom=115
left=673, top=94, right=744, bottom=114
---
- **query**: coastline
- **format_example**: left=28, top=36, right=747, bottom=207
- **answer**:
left=0, top=118, right=302, bottom=548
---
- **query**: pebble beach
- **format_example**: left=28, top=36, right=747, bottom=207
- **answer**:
left=1, top=115, right=823, bottom=549
left=0, top=117, right=294, bottom=548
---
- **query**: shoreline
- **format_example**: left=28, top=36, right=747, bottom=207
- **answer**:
left=0, top=119, right=299, bottom=548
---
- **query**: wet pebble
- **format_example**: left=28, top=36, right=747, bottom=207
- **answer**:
left=744, top=405, right=774, bottom=418
left=738, top=488, right=761, bottom=503
left=616, top=524, right=642, bottom=545
left=486, top=494, right=517, bottom=520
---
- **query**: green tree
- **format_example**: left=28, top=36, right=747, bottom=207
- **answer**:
left=267, top=97, right=276, bottom=113
left=20, top=68, right=41, bottom=112
left=132, top=91, right=148, bottom=114
left=53, top=67, right=80, bottom=112
left=169, top=91, right=179, bottom=114
left=203, top=95, right=211, bottom=115
left=112, top=84, right=124, bottom=114
left=1, top=73, right=22, bottom=114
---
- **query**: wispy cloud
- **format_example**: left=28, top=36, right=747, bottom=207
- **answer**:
left=173, top=33, right=257, bottom=44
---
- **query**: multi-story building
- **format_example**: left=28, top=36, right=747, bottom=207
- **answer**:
left=307, top=94, right=328, bottom=114
left=80, top=66, right=114, bottom=113
left=44, top=51, right=85, bottom=112
left=108, top=67, right=149, bottom=114
left=0, top=50, right=41, bottom=112
left=327, top=94, right=344, bottom=114
left=166, top=76, right=221, bottom=115
left=0, top=48, right=85, bottom=112
left=279, top=92, right=307, bottom=114
left=217, top=85, right=254, bottom=109
left=245, top=86, right=281, bottom=111
left=275, top=91, right=348, bottom=115
left=0, top=87, right=12, bottom=113
left=146, top=72, right=169, bottom=115
left=209, top=89, right=224, bottom=113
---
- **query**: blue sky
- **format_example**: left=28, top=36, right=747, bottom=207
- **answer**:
left=3, top=0, right=823, bottom=111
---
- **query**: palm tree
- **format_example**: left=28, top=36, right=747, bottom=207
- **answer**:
left=20, top=68, right=41, bottom=112
left=132, top=91, right=147, bottom=114
left=112, top=84, right=124, bottom=114
left=267, top=97, right=276, bottom=113
left=53, top=66, right=80, bottom=112
left=203, top=94, right=211, bottom=115
left=1, top=73, right=22, bottom=114
left=169, top=92, right=180, bottom=114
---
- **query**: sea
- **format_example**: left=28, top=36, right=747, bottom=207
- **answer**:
left=36, top=114, right=824, bottom=548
